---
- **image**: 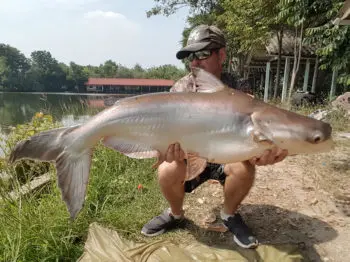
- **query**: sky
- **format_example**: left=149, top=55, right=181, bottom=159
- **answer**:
left=0, top=0, right=190, bottom=69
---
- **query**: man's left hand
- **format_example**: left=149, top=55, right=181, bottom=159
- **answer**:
left=249, top=147, right=288, bottom=166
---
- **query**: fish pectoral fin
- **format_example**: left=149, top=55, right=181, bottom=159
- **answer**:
left=102, top=136, right=158, bottom=159
left=151, top=150, right=166, bottom=169
left=252, top=130, right=274, bottom=146
left=191, top=67, right=227, bottom=93
left=186, top=152, right=207, bottom=181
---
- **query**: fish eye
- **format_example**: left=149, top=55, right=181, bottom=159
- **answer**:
left=313, top=134, right=322, bottom=144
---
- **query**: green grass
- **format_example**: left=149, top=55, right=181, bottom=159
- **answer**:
left=0, top=145, right=166, bottom=261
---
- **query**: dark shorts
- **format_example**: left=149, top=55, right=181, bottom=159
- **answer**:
left=184, top=162, right=226, bottom=193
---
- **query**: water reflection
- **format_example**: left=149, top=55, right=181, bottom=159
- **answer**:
left=0, top=92, right=130, bottom=157
left=0, top=92, right=129, bottom=134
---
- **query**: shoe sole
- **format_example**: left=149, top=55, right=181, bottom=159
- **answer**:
left=141, top=228, right=166, bottom=237
left=233, top=235, right=259, bottom=249
left=222, top=223, right=259, bottom=249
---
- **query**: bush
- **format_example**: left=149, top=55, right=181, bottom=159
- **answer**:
left=1, top=112, right=61, bottom=189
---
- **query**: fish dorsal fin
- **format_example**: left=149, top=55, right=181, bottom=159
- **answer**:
left=185, top=152, right=208, bottom=181
left=191, top=67, right=226, bottom=93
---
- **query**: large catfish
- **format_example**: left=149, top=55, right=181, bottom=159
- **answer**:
left=9, top=68, right=334, bottom=219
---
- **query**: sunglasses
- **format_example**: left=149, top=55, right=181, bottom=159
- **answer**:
left=187, top=49, right=217, bottom=62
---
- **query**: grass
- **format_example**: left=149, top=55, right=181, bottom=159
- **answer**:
left=0, top=145, right=167, bottom=261
left=0, top=98, right=349, bottom=261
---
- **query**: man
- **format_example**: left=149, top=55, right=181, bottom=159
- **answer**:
left=141, top=24, right=288, bottom=249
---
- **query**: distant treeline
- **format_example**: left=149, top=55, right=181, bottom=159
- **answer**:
left=0, top=43, right=187, bottom=93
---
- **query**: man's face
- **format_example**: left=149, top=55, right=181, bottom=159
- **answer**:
left=188, top=47, right=226, bottom=78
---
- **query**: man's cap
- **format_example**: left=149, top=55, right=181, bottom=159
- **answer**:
left=176, top=24, right=226, bottom=60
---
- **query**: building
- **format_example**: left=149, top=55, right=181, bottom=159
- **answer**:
left=237, top=30, right=319, bottom=103
left=85, top=78, right=175, bottom=94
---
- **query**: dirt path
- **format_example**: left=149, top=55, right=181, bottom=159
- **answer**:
left=179, top=135, right=350, bottom=262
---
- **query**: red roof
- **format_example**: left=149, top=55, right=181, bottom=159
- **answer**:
left=85, top=78, right=174, bottom=87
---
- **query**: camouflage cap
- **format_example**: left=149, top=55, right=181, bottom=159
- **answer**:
left=176, top=24, right=226, bottom=59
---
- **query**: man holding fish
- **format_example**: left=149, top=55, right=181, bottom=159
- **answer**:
left=9, top=24, right=333, bottom=251
left=141, top=25, right=289, bottom=249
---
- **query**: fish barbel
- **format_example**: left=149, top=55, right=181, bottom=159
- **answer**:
left=8, top=68, right=334, bottom=219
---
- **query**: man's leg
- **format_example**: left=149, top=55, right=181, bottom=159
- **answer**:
left=223, top=161, right=255, bottom=215
left=141, top=160, right=186, bottom=236
left=221, top=161, right=258, bottom=248
left=158, top=160, right=186, bottom=216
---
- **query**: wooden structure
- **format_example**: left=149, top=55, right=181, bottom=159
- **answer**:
left=85, top=78, right=175, bottom=94
left=242, top=30, right=318, bottom=102
left=0, top=172, right=52, bottom=202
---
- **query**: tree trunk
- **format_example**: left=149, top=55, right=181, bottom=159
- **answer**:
left=273, top=28, right=284, bottom=99
left=287, top=23, right=304, bottom=105
left=227, top=51, right=232, bottom=73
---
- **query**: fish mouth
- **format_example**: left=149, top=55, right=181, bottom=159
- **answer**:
left=289, top=137, right=335, bottom=154
left=306, top=122, right=333, bottom=145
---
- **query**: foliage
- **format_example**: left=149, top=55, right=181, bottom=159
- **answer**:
left=218, top=0, right=280, bottom=53
left=216, top=0, right=283, bottom=78
left=305, top=1, right=350, bottom=87
left=147, top=0, right=284, bottom=77
left=147, top=0, right=350, bottom=99
left=1, top=113, right=61, bottom=188
left=0, top=44, right=187, bottom=92
left=146, top=0, right=220, bottom=17
left=0, top=44, right=30, bottom=91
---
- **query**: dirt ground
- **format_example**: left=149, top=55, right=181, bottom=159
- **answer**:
left=176, top=133, right=350, bottom=262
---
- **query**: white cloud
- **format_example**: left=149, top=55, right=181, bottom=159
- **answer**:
left=84, top=10, right=126, bottom=20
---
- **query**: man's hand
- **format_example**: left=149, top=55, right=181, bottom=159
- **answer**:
left=164, top=143, right=288, bottom=166
left=249, top=147, right=288, bottom=166
left=165, top=142, right=185, bottom=163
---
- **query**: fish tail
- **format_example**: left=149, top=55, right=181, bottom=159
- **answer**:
left=9, top=126, right=79, bottom=163
left=9, top=125, right=92, bottom=220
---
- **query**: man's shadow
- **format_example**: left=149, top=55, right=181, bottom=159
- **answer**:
left=182, top=204, right=338, bottom=262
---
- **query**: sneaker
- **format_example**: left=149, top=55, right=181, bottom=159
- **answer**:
left=222, top=213, right=259, bottom=249
left=141, top=208, right=185, bottom=237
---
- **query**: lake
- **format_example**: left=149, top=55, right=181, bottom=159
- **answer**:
left=0, top=92, right=132, bottom=156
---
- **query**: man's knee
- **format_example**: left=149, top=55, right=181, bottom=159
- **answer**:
left=224, top=161, right=256, bottom=180
left=158, top=161, right=186, bottom=185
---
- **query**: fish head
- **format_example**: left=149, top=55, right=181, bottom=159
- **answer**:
left=251, top=107, right=334, bottom=155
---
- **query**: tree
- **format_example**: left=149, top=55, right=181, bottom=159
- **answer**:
left=216, top=0, right=283, bottom=77
left=133, top=63, right=145, bottom=78
left=146, top=0, right=220, bottom=18
left=100, top=60, right=118, bottom=78
left=306, top=1, right=350, bottom=89
left=67, top=62, right=88, bottom=92
left=27, top=50, right=67, bottom=92
left=0, top=44, right=30, bottom=91
left=277, top=0, right=338, bottom=102
left=144, top=64, right=186, bottom=80
left=0, top=57, right=10, bottom=89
